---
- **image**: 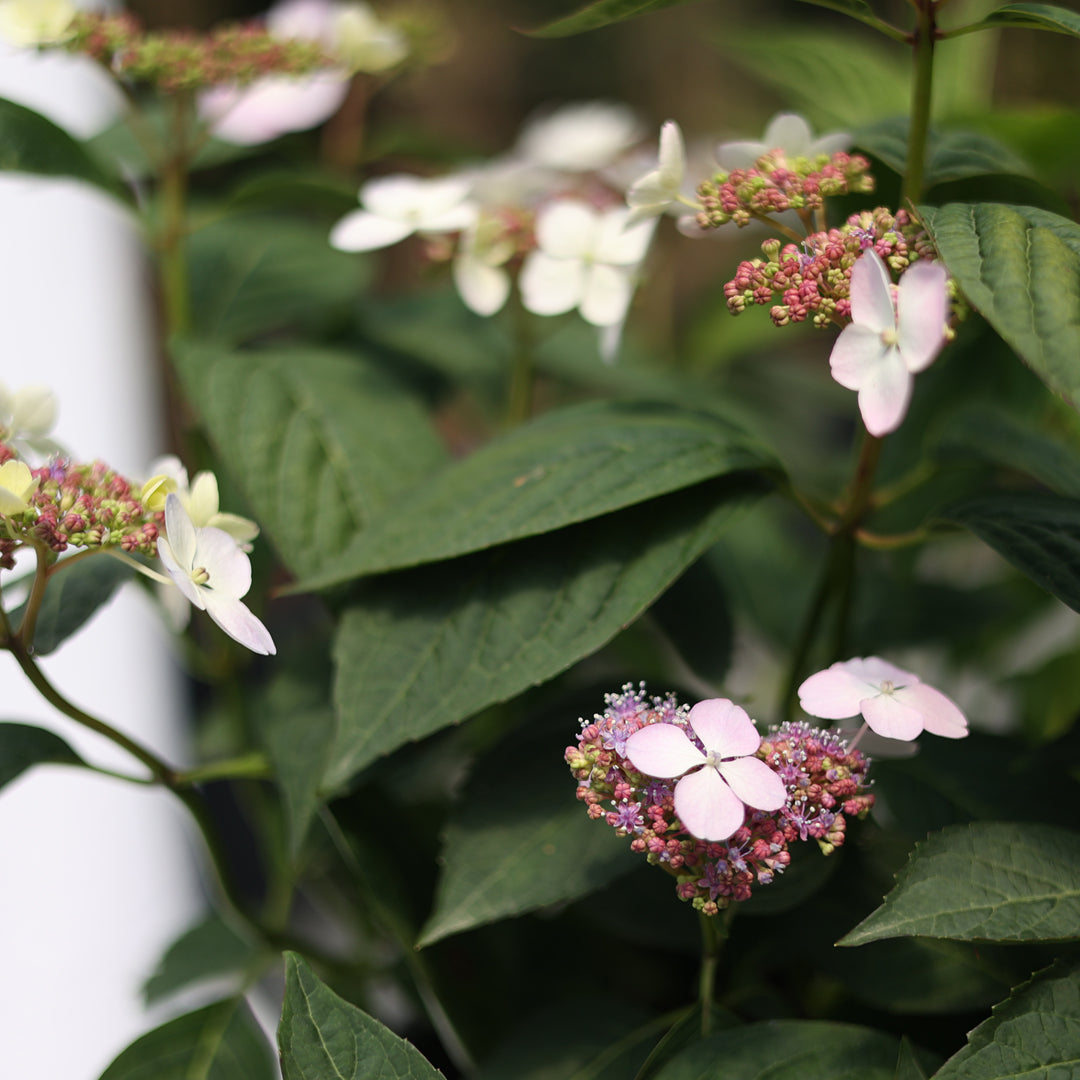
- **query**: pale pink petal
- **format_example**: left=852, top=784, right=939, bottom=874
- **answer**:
left=674, top=767, right=746, bottom=842
left=687, top=698, right=759, bottom=758
left=163, top=493, right=197, bottom=569
left=196, top=526, right=253, bottom=600
left=330, top=210, right=414, bottom=252
left=856, top=349, right=913, bottom=436
left=897, top=260, right=949, bottom=373
left=579, top=264, right=634, bottom=327
left=842, top=657, right=915, bottom=685
left=519, top=251, right=585, bottom=316
left=829, top=323, right=888, bottom=391
left=860, top=693, right=925, bottom=740
left=535, top=201, right=597, bottom=259
left=848, top=250, right=895, bottom=333
left=624, top=723, right=705, bottom=779
left=899, top=682, right=968, bottom=738
left=799, top=666, right=875, bottom=720
left=203, top=74, right=348, bottom=145
left=717, top=755, right=787, bottom=811
left=203, top=594, right=276, bottom=656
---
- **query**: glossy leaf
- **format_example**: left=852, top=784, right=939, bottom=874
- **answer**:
left=279, top=953, right=446, bottom=1079
left=171, top=341, right=446, bottom=581
left=0, top=96, right=117, bottom=194
left=527, top=0, right=695, bottom=37
left=99, top=999, right=275, bottom=1080
left=187, top=215, right=364, bottom=345
left=857, top=119, right=1032, bottom=184
left=839, top=823, right=1080, bottom=946
left=952, top=2, right=1080, bottom=38
left=0, top=722, right=84, bottom=791
left=329, top=475, right=766, bottom=786
left=934, top=959, right=1080, bottom=1080
left=297, top=400, right=771, bottom=588
left=143, top=915, right=256, bottom=1006
left=651, top=1020, right=907, bottom=1079
left=8, top=553, right=133, bottom=655
left=417, top=719, right=633, bottom=946
left=918, top=203, right=1080, bottom=408
left=942, top=490, right=1080, bottom=612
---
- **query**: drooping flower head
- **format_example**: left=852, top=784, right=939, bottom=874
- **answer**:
left=625, top=698, right=786, bottom=842
left=157, top=494, right=275, bottom=655
left=828, top=249, right=950, bottom=436
left=799, top=656, right=968, bottom=741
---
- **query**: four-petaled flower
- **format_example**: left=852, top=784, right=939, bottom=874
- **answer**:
left=157, top=494, right=275, bottom=656
left=829, top=250, right=949, bottom=436
left=626, top=119, right=686, bottom=225
left=519, top=200, right=655, bottom=328
left=798, top=657, right=968, bottom=741
left=716, top=111, right=850, bottom=170
left=625, top=698, right=787, bottom=842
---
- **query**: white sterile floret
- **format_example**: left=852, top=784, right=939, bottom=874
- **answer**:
left=626, top=120, right=687, bottom=225
left=333, top=1, right=407, bottom=72
left=519, top=200, right=655, bottom=327
left=144, top=456, right=259, bottom=548
left=716, top=112, right=850, bottom=170
left=516, top=101, right=642, bottom=173
left=452, top=219, right=513, bottom=317
left=0, top=380, right=61, bottom=459
left=330, top=173, right=477, bottom=252
left=157, top=494, right=275, bottom=656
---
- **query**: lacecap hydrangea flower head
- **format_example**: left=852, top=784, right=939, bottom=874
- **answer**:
left=567, top=684, right=874, bottom=914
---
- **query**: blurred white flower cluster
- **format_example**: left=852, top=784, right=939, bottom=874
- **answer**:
left=331, top=101, right=658, bottom=360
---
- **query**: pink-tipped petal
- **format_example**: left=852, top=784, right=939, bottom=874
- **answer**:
left=718, top=755, right=787, bottom=811
left=848, top=250, right=895, bottom=332
left=674, top=767, right=746, bottom=842
left=897, top=260, right=949, bottom=373
left=856, top=350, right=913, bottom=436
left=860, top=693, right=926, bottom=741
left=203, top=595, right=277, bottom=656
left=900, top=682, right=968, bottom=738
left=687, top=698, right=760, bottom=758
left=625, top=723, right=704, bottom=779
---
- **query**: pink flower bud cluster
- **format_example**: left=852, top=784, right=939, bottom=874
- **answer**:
left=694, top=150, right=874, bottom=231
left=724, top=207, right=942, bottom=327
left=0, top=439, right=163, bottom=568
left=565, top=684, right=874, bottom=915
left=69, top=12, right=331, bottom=92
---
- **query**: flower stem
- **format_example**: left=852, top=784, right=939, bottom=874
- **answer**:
left=698, top=907, right=734, bottom=1036
left=903, top=0, right=938, bottom=207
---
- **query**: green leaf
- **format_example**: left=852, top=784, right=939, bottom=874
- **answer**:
left=942, top=490, right=1080, bottom=612
left=934, top=959, right=1080, bottom=1079
left=279, top=953, right=446, bottom=1079
left=918, top=203, right=1080, bottom=408
left=839, top=823, right=1080, bottom=946
left=652, top=1020, right=907, bottom=1079
left=0, top=722, right=84, bottom=791
left=935, top=406, right=1080, bottom=496
left=856, top=119, right=1033, bottom=185
left=8, top=552, right=133, bottom=655
left=143, top=915, right=257, bottom=1006
left=259, top=660, right=336, bottom=857
left=297, top=400, right=772, bottom=589
left=895, top=1038, right=929, bottom=1080
left=417, top=717, right=633, bottom=946
left=99, top=999, right=276, bottom=1080
left=953, top=2, right=1080, bottom=38
left=0, top=96, right=118, bottom=195
left=329, top=474, right=765, bottom=786
left=526, top=0, right=695, bottom=37
left=171, top=341, right=446, bottom=581
left=635, top=1007, right=739, bottom=1080
left=792, top=0, right=908, bottom=37
left=187, top=215, right=365, bottom=345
